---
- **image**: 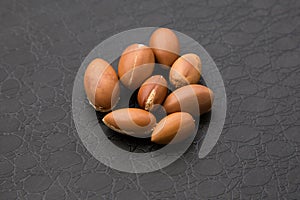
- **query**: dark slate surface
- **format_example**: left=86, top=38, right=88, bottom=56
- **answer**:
left=0, top=0, right=300, bottom=199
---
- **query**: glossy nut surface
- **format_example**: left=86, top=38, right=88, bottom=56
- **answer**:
left=118, top=43, right=155, bottom=90
left=84, top=58, right=120, bottom=112
left=163, top=84, right=214, bottom=116
left=170, top=53, right=202, bottom=88
left=102, top=108, right=156, bottom=137
left=137, top=75, right=168, bottom=111
left=151, top=112, right=195, bottom=144
left=149, top=28, right=180, bottom=67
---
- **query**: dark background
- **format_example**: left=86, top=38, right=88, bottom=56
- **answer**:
left=1, top=0, right=300, bottom=199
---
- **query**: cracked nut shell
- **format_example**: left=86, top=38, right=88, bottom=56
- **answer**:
left=137, top=75, right=168, bottom=111
left=149, top=28, right=180, bottom=67
left=151, top=112, right=195, bottom=144
left=118, top=43, right=155, bottom=90
left=170, top=53, right=202, bottom=88
left=84, top=58, right=120, bottom=112
left=102, top=108, right=156, bottom=137
left=163, top=84, right=214, bottom=116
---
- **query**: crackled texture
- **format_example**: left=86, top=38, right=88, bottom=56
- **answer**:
left=0, top=0, right=300, bottom=199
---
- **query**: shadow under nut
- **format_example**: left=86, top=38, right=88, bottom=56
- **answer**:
left=84, top=58, right=120, bottom=112
left=163, top=84, right=214, bottom=116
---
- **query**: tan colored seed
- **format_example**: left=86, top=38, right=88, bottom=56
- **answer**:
left=149, top=28, right=180, bottom=67
left=163, top=84, right=214, bottom=116
left=118, top=43, right=155, bottom=90
left=170, top=53, right=202, bottom=88
left=151, top=112, right=195, bottom=144
left=137, top=75, right=168, bottom=111
left=102, top=108, right=156, bottom=138
left=84, top=58, right=120, bottom=112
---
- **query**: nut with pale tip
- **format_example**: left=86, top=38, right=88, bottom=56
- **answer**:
left=151, top=112, right=195, bottom=144
left=84, top=58, right=120, bottom=112
left=102, top=108, right=156, bottom=138
left=170, top=53, right=202, bottom=89
left=137, top=75, right=168, bottom=111
left=163, top=84, right=214, bottom=116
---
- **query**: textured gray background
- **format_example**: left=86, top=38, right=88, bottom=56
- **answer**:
left=0, top=0, right=300, bottom=199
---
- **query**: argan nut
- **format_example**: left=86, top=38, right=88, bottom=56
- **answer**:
left=149, top=28, right=180, bottom=67
left=163, top=84, right=214, bottom=116
left=151, top=112, right=195, bottom=144
left=102, top=108, right=156, bottom=137
left=170, top=53, right=202, bottom=88
left=118, top=43, right=155, bottom=90
left=137, top=75, right=168, bottom=111
left=84, top=58, right=120, bottom=112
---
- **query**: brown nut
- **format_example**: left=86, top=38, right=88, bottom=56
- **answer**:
left=149, top=28, right=180, bottom=67
left=163, top=84, right=214, bottom=116
left=102, top=108, right=156, bottom=137
left=170, top=53, right=202, bottom=88
left=137, top=75, right=168, bottom=111
left=84, top=58, right=120, bottom=112
left=151, top=112, right=195, bottom=144
left=118, top=43, right=155, bottom=90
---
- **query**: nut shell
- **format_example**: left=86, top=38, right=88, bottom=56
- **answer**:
left=137, top=75, right=168, bottom=110
left=102, top=108, right=156, bottom=137
left=118, top=43, right=155, bottom=90
left=163, top=84, right=214, bottom=116
left=170, top=53, right=201, bottom=88
left=151, top=112, right=195, bottom=144
left=149, top=28, right=180, bottom=67
left=84, top=58, right=120, bottom=112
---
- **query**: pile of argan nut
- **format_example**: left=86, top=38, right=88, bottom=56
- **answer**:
left=84, top=28, right=214, bottom=144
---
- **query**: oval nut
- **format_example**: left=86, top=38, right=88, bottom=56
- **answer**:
left=163, top=84, right=214, bottom=116
left=149, top=28, right=180, bottom=67
left=137, top=75, right=168, bottom=111
left=102, top=108, right=156, bottom=138
left=151, top=112, right=195, bottom=144
left=170, top=53, right=202, bottom=89
left=118, top=43, right=155, bottom=90
left=84, top=58, right=120, bottom=112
